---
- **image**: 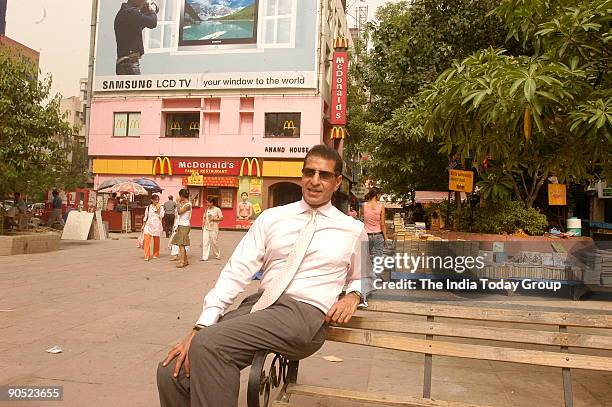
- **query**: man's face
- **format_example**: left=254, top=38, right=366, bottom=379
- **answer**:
left=241, top=194, right=248, bottom=202
left=301, top=155, right=341, bottom=208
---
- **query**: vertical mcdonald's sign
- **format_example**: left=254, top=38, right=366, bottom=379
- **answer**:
left=152, top=156, right=173, bottom=176
left=330, top=40, right=348, bottom=125
left=239, top=158, right=261, bottom=177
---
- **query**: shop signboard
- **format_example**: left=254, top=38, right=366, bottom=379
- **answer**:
left=329, top=50, right=348, bottom=125
left=94, top=0, right=318, bottom=91
left=548, top=184, right=567, bottom=205
left=236, top=176, right=262, bottom=229
left=172, top=158, right=241, bottom=175
left=448, top=169, right=474, bottom=193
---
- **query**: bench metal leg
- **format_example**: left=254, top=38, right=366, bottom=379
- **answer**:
left=248, top=351, right=298, bottom=407
left=559, top=325, right=573, bottom=407
left=423, top=316, right=434, bottom=399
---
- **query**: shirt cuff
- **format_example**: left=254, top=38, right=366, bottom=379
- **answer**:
left=195, top=307, right=223, bottom=327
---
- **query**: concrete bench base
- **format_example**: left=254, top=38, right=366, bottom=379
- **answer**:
left=0, top=232, right=61, bottom=256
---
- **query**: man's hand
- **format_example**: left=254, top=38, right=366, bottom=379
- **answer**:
left=162, top=329, right=197, bottom=378
left=325, top=292, right=360, bottom=325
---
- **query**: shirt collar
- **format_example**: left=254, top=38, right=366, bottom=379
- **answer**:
left=294, top=199, right=334, bottom=218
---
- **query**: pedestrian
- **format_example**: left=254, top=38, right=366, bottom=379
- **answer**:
left=347, top=205, right=358, bottom=219
left=171, top=189, right=192, bottom=268
left=201, top=197, right=223, bottom=261
left=363, top=187, right=388, bottom=262
left=163, top=195, right=177, bottom=238
left=157, top=144, right=375, bottom=407
left=47, top=190, right=65, bottom=227
left=14, top=192, right=27, bottom=230
left=237, top=192, right=253, bottom=220
left=412, top=202, right=426, bottom=223
left=142, top=194, right=164, bottom=261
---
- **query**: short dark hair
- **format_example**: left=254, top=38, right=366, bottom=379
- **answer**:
left=207, top=197, right=218, bottom=206
left=304, top=144, right=343, bottom=175
left=241, top=192, right=248, bottom=197
left=14, top=192, right=20, bottom=198
left=52, top=190, right=59, bottom=196
left=151, top=194, right=159, bottom=201
left=168, top=195, right=173, bottom=200
left=178, top=188, right=189, bottom=198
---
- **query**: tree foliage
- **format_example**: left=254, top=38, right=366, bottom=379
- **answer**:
left=0, top=48, right=86, bottom=199
left=347, top=0, right=514, bottom=198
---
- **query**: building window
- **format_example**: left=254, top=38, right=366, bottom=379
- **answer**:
left=144, top=0, right=179, bottom=52
left=264, top=112, right=300, bottom=138
left=165, top=113, right=200, bottom=138
left=262, top=0, right=296, bottom=46
left=113, top=112, right=141, bottom=137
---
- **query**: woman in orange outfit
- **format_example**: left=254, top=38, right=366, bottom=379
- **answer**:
left=142, top=194, right=164, bottom=261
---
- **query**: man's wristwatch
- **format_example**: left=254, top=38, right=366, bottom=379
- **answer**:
left=348, top=290, right=364, bottom=303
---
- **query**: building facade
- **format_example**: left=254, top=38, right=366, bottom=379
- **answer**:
left=89, top=0, right=351, bottom=229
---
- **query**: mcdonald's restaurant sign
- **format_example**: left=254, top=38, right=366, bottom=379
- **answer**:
left=334, top=36, right=349, bottom=50
left=283, top=120, right=296, bottom=130
left=239, top=158, right=261, bottom=177
left=329, top=50, right=348, bottom=126
left=153, top=156, right=173, bottom=176
left=330, top=126, right=346, bottom=140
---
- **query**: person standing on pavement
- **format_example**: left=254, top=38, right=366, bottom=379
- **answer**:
left=142, top=194, right=164, bottom=261
left=163, top=195, right=176, bottom=238
left=171, top=189, right=192, bottom=268
left=157, top=144, right=375, bottom=407
left=201, top=197, right=223, bottom=261
left=14, top=192, right=27, bottom=230
left=363, top=187, right=388, bottom=262
left=47, top=190, right=65, bottom=227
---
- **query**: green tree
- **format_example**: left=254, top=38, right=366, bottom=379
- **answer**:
left=346, top=0, right=515, bottom=198
left=0, top=48, right=86, bottom=201
left=415, top=0, right=612, bottom=207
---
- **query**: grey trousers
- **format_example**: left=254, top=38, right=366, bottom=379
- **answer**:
left=157, top=293, right=326, bottom=407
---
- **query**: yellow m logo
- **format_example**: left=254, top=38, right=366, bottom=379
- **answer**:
left=334, top=36, right=349, bottom=49
left=170, top=121, right=182, bottom=131
left=189, top=121, right=200, bottom=131
left=283, top=120, right=295, bottom=130
left=239, top=158, right=261, bottom=177
left=330, top=126, right=346, bottom=139
left=115, top=119, right=126, bottom=129
left=153, top=156, right=173, bottom=176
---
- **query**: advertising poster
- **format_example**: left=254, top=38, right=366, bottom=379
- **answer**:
left=94, top=0, right=318, bottom=91
left=236, top=177, right=262, bottom=229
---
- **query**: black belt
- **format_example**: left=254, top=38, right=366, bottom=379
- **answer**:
left=367, top=232, right=382, bottom=236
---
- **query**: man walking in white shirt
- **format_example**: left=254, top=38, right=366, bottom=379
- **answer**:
left=157, top=145, right=374, bottom=407
left=201, top=197, right=223, bottom=261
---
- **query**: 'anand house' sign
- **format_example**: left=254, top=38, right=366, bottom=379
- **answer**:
left=329, top=51, right=348, bottom=125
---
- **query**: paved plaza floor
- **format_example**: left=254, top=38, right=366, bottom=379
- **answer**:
left=1, top=231, right=611, bottom=407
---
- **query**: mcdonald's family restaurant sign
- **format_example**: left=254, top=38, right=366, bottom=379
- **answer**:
left=329, top=43, right=348, bottom=126
left=448, top=169, right=474, bottom=193
left=182, top=171, right=240, bottom=188
left=152, top=158, right=242, bottom=176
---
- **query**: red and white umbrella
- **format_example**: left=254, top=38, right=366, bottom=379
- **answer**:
left=98, top=181, right=148, bottom=196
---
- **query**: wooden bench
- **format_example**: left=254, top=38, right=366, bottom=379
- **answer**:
left=247, top=300, right=612, bottom=407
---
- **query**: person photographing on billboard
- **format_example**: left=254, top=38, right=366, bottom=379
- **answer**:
left=114, top=0, right=159, bottom=75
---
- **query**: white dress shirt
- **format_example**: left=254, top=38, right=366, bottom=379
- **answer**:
left=195, top=199, right=374, bottom=327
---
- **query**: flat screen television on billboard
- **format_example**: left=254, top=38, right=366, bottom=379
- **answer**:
left=179, top=0, right=259, bottom=46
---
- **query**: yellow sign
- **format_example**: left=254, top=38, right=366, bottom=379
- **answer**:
left=239, top=158, right=261, bottom=177
left=548, top=184, right=567, bottom=206
left=153, top=156, right=173, bottom=176
left=253, top=203, right=262, bottom=214
left=334, top=36, right=349, bottom=49
left=449, top=169, right=474, bottom=192
left=249, top=178, right=262, bottom=196
left=330, top=126, right=345, bottom=139
left=187, top=170, right=204, bottom=186
left=283, top=120, right=296, bottom=130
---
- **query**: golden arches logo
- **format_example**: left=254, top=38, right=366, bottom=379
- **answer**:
left=170, top=121, right=182, bottom=131
left=334, top=36, right=349, bottom=49
left=130, top=119, right=140, bottom=129
left=153, top=157, right=172, bottom=176
left=283, top=120, right=296, bottom=130
left=239, top=158, right=261, bottom=177
left=330, top=126, right=346, bottom=139
left=115, top=119, right=126, bottom=129
left=189, top=121, right=200, bottom=131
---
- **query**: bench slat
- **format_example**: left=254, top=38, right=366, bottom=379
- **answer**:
left=285, top=384, right=491, bottom=407
left=366, top=300, right=612, bottom=328
left=327, top=327, right=612, bottom=372
left=343, top=317, right=612, bottom=350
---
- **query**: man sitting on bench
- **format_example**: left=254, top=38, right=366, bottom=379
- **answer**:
left=157, top=144, right=375, bottom=407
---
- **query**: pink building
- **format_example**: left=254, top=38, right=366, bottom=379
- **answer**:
left=89, top=0, right=351, bottom=229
